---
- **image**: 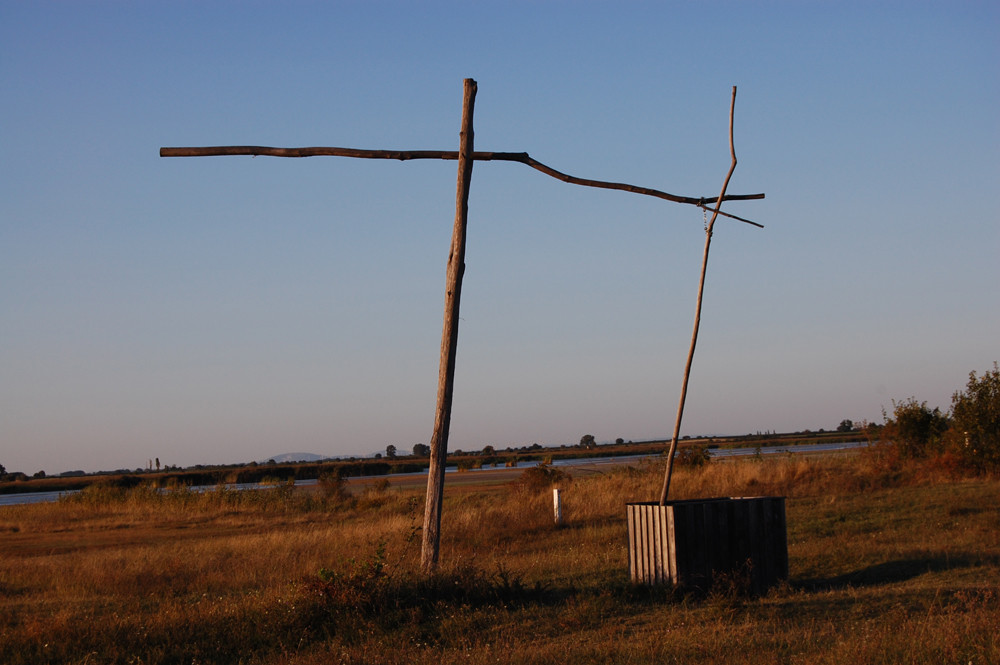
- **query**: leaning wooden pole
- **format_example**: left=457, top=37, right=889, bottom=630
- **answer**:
left=421, top=78, right=477, bottom=573
left=659, top=86, right=741, bottom=505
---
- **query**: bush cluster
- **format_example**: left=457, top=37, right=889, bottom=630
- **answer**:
left=879, top=362, right=999, bottom=472
left=512, top=463, right=571, bottom=493
left=675, top=445, right=713, bottom=468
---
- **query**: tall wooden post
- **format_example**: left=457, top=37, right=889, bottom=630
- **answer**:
left=421, top=78, right=477, bottom=573
left=659, top=86, right=740, bottom=505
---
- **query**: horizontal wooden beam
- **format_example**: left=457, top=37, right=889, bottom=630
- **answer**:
left=160, top=145, right=764, bottom=227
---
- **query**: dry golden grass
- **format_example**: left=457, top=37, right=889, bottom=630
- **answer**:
left=1, top=453, right=997, bottom=664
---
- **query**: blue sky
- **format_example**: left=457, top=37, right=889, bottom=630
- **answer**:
left=2, top=1, right=997, bottom=474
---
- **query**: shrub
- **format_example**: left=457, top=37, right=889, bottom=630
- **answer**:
left=947, top=362, right=1000, bottom=471
left=675, top=445, right=712, bottom=468
left=513, top=463, right=570, bottom=493
left=318, top=471, right=349, bottom=502
left=881, top=397, right=949, bottom=459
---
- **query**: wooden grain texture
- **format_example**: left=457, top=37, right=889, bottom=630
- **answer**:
left=627, top=497, right=788, bottom=593
left=421, top=78, right=477, bottom=574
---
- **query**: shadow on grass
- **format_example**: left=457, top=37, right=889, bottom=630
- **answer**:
left=793, top=551, right=999, bottom=591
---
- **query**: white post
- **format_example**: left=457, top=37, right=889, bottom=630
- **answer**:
left=553, top=488, right=563, bottom=525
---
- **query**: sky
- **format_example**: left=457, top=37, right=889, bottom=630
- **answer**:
left=2, top=1, right=997, bottom=475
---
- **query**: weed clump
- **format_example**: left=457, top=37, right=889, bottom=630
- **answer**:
left=318, top=470, right=349, bottom=503
left=674, top=445, right=713, bottom=468
left=512, top=463, right=571, bottom=493
left=66, top=477, right=160, bottom=506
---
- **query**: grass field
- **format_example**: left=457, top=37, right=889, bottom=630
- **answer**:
left=1, top=452, right=997, bottom=664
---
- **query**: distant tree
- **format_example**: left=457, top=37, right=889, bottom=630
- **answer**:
left=580, top=434, right=597, bottom=449
left=0, top=463, right=6, bottom=477
left=155, top=457, right=161, bottom=471
left=412, top=443, right=430, bottom=457
left=374, top=452, right=382, bottom=459
left=615, top=438, right=625, bottom=445
left=386, top=444, right=397, bottom=459
left=481, top=445, right=495, bottom=456
left=947, top=362, right=1000, bottom=471
left=33, top=470, right=46, bottom=479
left=837, top=419, right=854, bottom=432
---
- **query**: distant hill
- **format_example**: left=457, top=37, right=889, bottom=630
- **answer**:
left=261, top=452, right=327, bottom=464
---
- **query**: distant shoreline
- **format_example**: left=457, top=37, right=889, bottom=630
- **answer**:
left=0, top=430, right=869, bottom=496
left=1, top=436, right=868, bottom=505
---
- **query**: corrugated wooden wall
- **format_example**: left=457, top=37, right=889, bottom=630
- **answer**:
left=627, top=497, right=787, bottom=593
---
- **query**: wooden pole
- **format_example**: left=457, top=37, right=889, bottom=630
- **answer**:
left=421, top=78, right=477, bottom=574
left=659, top=86, right=741, bottom=505
left=160, top=148, right=763, bottom=226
